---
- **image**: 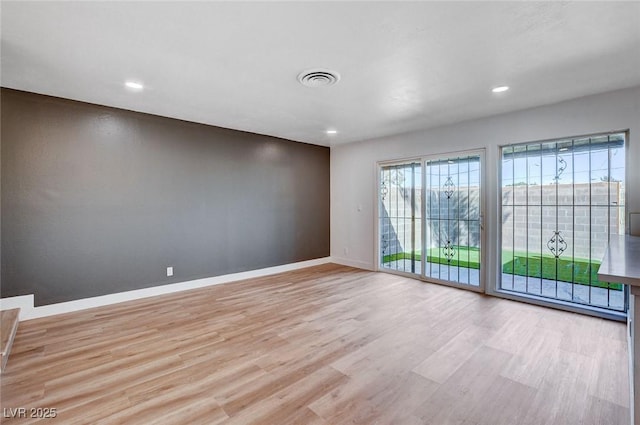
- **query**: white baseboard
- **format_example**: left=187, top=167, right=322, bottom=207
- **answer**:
left=330, top=256, right=374, bottom=271
left=0, top=295, right=35, bottom=314
left=0, top=257, right=331, bottom=321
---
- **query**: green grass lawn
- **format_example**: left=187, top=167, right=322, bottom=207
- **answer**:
left=383, top=246, right=480, bottom=269
left=382, top=246, right=622, bottom=290
left=501, top=251, right=621, bottom=290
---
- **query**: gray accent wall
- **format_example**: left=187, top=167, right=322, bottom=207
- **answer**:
left=1, top=89, right=330, bottom=306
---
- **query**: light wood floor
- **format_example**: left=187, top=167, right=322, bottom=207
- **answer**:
left=1, top=264, right=629, bottom=424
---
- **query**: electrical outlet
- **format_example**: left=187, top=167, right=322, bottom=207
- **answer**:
left=167, top=266, right=174, bottom=277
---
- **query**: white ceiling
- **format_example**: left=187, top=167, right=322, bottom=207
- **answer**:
left=2, top=2, right=640, bottom=147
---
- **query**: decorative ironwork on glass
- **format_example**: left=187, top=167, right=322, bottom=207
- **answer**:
left=500, top=133, right=627, bottom=312
left=442, top=240, right=455, bottom=262
left=380, top=182, right=388, bottom=201
left=443, top=176, right=455, bottom=198
left=546, top=230, right=567, bottom=258
left=381, top=234, right=388, bottom=254
left=553, top=157, right=567, bottom=182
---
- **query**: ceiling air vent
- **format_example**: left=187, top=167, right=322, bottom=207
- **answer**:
left=297, top=69, right=340, bottom=87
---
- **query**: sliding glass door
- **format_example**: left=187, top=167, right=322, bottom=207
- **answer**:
left=379, top=151, right=484, bottom=291
left=378, top=134, right=626, bottom=316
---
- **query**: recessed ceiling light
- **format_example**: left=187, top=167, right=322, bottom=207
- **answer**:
left=125, top=81, right=144, bottom=90
left=492, top=86, right=509, bottom=93
left=326, top=130, right=338, bottom=135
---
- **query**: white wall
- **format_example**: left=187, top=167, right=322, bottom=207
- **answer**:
left=331, top=86, right=640, bottom=290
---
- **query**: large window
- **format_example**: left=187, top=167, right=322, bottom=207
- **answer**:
left=500, top=133, right=626, bottom=313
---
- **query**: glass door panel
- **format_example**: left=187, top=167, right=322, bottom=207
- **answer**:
left=424, top=154, right=482, bottom=288
left=379, top=162, right=422, bottom=275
